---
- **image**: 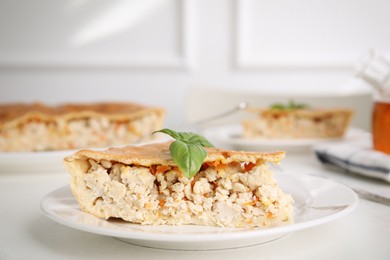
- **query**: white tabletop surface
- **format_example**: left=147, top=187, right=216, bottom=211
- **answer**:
left=1, top=150, right=389, bottom=260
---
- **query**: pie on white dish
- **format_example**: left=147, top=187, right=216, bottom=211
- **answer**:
left=64, top=141, right=293, bottom=228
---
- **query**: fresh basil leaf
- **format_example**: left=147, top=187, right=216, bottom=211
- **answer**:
left=182, top=133, right=214, bottom=147
left=153, top=128, right=214, bottom=178
left=270, top=103, right=286, bottom=110
left=270, top=100, right=308, bottom=110
left=170, top=141, right=207, bottom=178
left=154, top=129, right=214, bottom=147
left=153, top=128, right=181, bottom=140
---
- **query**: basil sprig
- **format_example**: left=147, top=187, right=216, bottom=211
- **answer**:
left=270, top=100, right=308, bottom=110
left=153, top=128, right=214, bottom=179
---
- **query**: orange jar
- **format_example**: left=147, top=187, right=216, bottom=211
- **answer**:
left=372, top=100, right=390, bottom=154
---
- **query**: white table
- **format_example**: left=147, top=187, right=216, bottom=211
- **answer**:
left=1, top=152, right=389, bottom=260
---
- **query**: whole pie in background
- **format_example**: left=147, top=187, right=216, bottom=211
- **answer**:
left=0, top=102, right=165, bottom=152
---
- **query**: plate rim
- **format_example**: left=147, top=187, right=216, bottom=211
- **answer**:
left=40, top=174, right=359, bottom=243
left=203, top=124, right=366, bottom=148
left=0, top=138, right=172, bottom=172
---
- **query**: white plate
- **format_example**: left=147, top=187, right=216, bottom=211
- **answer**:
left=0, top=149, right=76, bottom=173
left=0, top=137, right=172, bottom=174
left=40, top=174, right=358, bottom=250
left=203, top=125, right=367, bottom=152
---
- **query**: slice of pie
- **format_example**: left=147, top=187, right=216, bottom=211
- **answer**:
left=64, top=141, right=293, bottom=228
left=0, top=102, right=165, bottom=152
left=243, top=105, right=353, bottom=139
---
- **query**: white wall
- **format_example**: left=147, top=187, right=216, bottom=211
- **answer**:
left=1, top=0, right=389, bottom=129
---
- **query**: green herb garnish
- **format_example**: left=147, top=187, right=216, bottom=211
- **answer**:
left=270, top=100, right=308, bottom=110
left=153, top=128, right=214, bottom=179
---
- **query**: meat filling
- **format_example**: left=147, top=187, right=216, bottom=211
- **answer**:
left=81, top=159, right=293, bottom=228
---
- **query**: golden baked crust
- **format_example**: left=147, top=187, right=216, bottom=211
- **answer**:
left=246, top=107, right=353, bottom=119
left=0, top=102, right=164, bottom=129
left=65, top=141, right=285, bottom=167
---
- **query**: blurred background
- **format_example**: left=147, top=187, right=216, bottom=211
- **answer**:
left=1, top=0, right=389, bottom=130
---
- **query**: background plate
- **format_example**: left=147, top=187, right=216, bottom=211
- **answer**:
left=0, top=136, right=172, bottom=174
left=202, top=124, right=367, bottom=152
left=0, top=149, right=75, bottom=173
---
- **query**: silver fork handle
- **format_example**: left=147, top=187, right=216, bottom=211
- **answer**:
left=192, top=101, right=249, bottom=126
left=352, top=187, right=390, bottom=206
